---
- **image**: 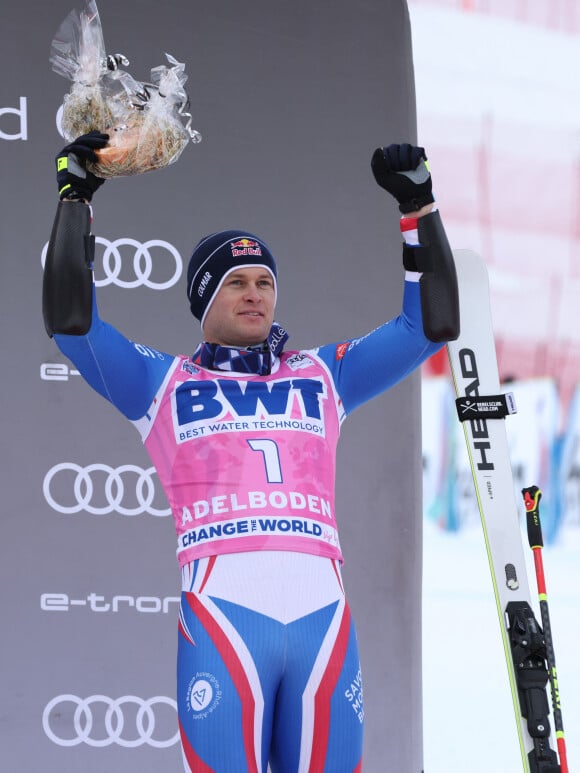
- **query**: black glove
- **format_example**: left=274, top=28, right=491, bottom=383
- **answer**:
left=56, top=131, right=109, bottom=201
left=371, top=143, right=434, bottom=214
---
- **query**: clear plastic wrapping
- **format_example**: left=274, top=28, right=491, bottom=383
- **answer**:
left=50, top=0, right=201, bottom=178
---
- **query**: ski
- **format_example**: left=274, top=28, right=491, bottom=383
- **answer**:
left=446, top=249, right=561, bottom=773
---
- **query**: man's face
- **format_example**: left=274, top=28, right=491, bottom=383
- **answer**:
left=202, top=267, right=276, bottom=347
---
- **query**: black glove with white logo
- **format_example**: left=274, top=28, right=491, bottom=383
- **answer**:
left=371, top=143, right=434, bottom=214
left=56, top=131, right=109, bottom=201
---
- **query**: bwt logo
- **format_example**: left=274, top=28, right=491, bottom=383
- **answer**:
left=0, top=97, right=27, bottom=140
left=41, top=237, right=183, bottom=290
left=176, top=378, right=326, bottom=424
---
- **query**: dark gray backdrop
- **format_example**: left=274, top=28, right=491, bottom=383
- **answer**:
left=0, top=1, right=423, bottom=770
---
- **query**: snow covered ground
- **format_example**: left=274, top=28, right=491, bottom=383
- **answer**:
left=423, top=522, right=580, bottom=772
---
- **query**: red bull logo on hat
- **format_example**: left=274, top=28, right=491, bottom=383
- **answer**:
left=230, top=238, right=263, bottom=258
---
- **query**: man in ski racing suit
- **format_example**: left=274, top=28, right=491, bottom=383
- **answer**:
left=43, top=133, right=459, bottom=773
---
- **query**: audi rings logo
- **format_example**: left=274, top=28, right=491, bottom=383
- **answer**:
left=41, top=236, right=182, bottom=289
left=43, top=463, right=171, bottom=517
left=43, top=694, right=179, bottom=748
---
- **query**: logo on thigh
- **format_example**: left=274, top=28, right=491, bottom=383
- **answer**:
left=187, top=672, right=222, bottom=719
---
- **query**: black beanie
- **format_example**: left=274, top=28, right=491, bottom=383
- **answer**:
left=186, top=230, right=278, bottom=325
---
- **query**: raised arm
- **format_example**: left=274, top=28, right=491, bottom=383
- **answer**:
left=317, top=143, right=459, bottom=414
left=42, top=132, right=173, bottom=419
left=371, top=142, right=459, bottom=344
left=43, top=131, right=109, bottom=336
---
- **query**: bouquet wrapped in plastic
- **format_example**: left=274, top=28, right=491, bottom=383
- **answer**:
left=49, top=0, right=201, bottom=178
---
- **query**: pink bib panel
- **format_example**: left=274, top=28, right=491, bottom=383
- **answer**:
left=133, top=351, right=345, bottom=565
